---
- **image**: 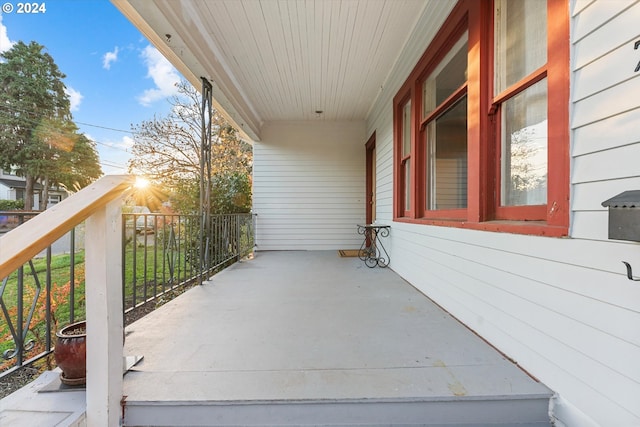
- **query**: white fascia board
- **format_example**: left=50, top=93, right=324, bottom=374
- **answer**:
left=111, top=0, right=262, bottom=142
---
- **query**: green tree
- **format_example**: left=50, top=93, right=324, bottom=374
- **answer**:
left=210, top=172, right=251, bottom=214
left=129, top=80, right=252, bottom=213
left=32, top=119, right=102, bottom=206
left=53, top=132, right=103, bottom=194
left=0, top=41, right=101, bottom=209
left=0, top=41, right=94, bottom=210
left=168, top=172, right=251, bottom=215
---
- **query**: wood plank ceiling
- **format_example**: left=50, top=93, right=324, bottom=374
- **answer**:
left=117, top=0, right=427, bottom=140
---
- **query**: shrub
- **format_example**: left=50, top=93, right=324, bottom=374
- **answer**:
left=0, top=199, right=24, bottom=210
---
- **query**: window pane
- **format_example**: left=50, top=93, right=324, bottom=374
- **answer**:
left=402, top=100, right=411, bottom=156
left=423, top=34, right=468, bottom=119
left=427, top=96, right=468, bottom=210
left=494, top=0, right=546, bottom=94
left=404, top=160, right=411, bottom=211
left=501, top=79, right=547, bottom=206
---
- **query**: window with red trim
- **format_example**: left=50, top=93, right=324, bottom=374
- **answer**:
left=400, top=98, right=412, bottom=215
left=420, top=32, right=468, bottom=220
left=393, top=0, right=569, bottom=236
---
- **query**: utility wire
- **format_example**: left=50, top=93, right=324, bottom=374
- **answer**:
left=0, top=106, right=134, bottom=154
left=101, top=160, right=128, bottom=169
left=75, top=121, right=132, bottom=134
left=0, top=104, right=133, bottom=135
left=0, top=105, right=135, bottom=135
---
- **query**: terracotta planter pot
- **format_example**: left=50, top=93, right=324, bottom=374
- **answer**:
left=54, top=320, right=86, bottom=386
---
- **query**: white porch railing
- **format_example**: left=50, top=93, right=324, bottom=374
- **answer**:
left=0, top=174, right=134, bottom=426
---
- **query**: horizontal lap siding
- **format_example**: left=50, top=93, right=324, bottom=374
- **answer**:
left=365, top=1, right=640, bottom=425
left=254, top=121, right=366, bottom=250
left=563, top=2, right=640, bottom=422
left=572, top=1, right=640, bottom=243
left=0, top=185, right=10, bottom=200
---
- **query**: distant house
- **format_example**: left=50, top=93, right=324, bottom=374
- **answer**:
left=0, top=168, right=67, bottom=209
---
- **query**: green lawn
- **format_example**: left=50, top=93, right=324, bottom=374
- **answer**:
left=1, top=216, right=253, bottom=373
left=0, top=240, right=197, bottom=370
left=122, top=238, right=195, bottom=308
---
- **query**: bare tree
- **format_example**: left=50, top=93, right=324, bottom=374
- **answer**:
left=128, top=80, right=252, bottom=212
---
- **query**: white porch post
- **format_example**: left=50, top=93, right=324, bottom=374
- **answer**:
left=85, top=197, right=124, bottom=426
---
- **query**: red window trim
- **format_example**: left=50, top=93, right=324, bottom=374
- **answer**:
left=419, top=86, right=469, bottom=221
left=491, top=1, right=569, bottom=226
left=394, top=0, right=472, bottom=222
left=419, top=85, right=468, bottom=129
left=393, top=91, right=414, bottom=218
left=492, top=66, right=547, bottom=106
left=394, top=216, right=568, bottom=237
left=544, top=0, right=570, bottom=229
left=392, top=0, right=569, bottom=237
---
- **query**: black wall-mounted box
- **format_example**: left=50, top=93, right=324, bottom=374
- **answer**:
left=601, top=190, right=640, bottom=242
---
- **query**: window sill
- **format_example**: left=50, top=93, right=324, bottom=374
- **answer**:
left=393, top=217, right=568, bottom=237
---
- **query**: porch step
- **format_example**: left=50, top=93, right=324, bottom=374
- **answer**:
left=123, top=394, right=552, bottom=426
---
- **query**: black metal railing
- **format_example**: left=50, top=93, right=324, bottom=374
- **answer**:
left=0, top=211, right=255, bottom=380
left=0, top=211, right=79, bottom=378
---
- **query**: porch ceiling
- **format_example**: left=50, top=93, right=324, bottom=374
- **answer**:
left=112, top=0, right=427, bottom=141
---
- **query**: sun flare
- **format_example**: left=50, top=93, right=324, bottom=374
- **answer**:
left=134, top=176, right=150, bottom=189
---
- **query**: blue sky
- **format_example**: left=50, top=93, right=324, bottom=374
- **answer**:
left=0, top=1, right=183, bottom=174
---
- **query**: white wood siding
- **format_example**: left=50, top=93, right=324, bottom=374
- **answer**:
left=365, top=1, right=640, bottom=426
left=571, top=0, right=640, bottom=241
left=253, top=121, right=366, bottom=250
left=0, top=184, right=10, bottom=200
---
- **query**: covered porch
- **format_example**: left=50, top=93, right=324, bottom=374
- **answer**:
left=1, top=248, right=552, bottom=426
left=121, top=250, right=551, bottom=426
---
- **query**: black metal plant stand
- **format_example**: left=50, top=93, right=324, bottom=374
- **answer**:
left=357, top=224, right=390, bottom=268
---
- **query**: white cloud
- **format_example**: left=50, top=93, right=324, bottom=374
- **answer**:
left=0, top=15, right=15, bottom=54
left=137, top=45, right=180, bottom=106
left=120, top=135, right=134, bottom=148
left=102, top=46, right=119, bottom=70
left=65, top=86, right=83, bottom=112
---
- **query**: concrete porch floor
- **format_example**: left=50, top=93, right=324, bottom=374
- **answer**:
left=122, top=250, right=553, bottom=426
